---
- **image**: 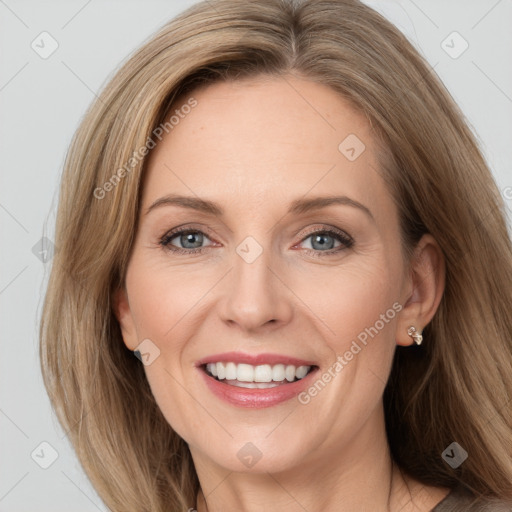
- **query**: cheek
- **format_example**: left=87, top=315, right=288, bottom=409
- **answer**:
left=302, top=259, right=401, bottom=386
left=125, top=260, right=202, bottom=438
left=141, top=367, right=204, bottom=447
left=124, top=259, right=212, bottom=435
left=299, top=259, right=400, bottom=337
left=125, top=257, right=209, bottom=343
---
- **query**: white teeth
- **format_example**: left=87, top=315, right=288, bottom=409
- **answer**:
left=216, top=362, right=225, bottom=380
left=207, top=363, right=218, bottom=377
left=237, top=363, right=254, bottom=382
left=225, top=362, right=237, bottom=380
left=254, top=364, right=272, bottom=382
left=295, top=366, right=309, bottom=379
left=205, top=362, right=312, bottom=383
left=285, top=365, right=296, bottom=382
left=272, top=364, right=285, bottom=381
left=228, top=380, right=280, bottom=389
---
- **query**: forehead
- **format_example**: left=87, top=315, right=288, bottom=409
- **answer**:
left=143, top=75, right=390, bottom=218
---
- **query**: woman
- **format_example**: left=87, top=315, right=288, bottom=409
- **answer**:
left=39, top=0, right=512, bottom=510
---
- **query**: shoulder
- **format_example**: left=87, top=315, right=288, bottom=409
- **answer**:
left=432, top=484, right=512, bottom=512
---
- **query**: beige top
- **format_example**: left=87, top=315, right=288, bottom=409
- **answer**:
left=432, top=484, right=512, bottom=511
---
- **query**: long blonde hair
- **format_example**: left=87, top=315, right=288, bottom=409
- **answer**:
left=40, top=0, right=512, bottom=510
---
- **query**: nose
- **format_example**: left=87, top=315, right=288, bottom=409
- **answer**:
left=217, top=244, right=294, bottom=334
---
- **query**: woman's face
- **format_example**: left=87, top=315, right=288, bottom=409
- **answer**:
left=116, top=75, right=418, bottom=475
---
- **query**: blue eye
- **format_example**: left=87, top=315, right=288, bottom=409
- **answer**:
left=159, top=226, right=354, bottom=256
left=160, top=228, right=212, bottom=254
left=299, top=229, right=353, bottom=253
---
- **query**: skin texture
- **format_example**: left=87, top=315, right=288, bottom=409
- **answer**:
left=115, top=75, right=448, bottom=511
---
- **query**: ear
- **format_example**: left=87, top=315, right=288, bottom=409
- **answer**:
left=113, top=286, right=139, bottom=351
left=396, top=234, right=446, bottom=347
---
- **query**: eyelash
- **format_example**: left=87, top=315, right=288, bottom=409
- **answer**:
left=159, top=225, right=354, bottom=257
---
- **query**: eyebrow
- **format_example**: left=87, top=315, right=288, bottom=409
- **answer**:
left=145, top=193, right=374, bottom=222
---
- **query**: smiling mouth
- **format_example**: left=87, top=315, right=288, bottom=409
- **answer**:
left=203, top=362, right=317, bottom=389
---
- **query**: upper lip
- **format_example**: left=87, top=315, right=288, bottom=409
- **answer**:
left=196, top=351, right=317, bottom=367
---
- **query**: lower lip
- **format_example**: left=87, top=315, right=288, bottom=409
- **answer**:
left=198, top=366, right=318, bottom=408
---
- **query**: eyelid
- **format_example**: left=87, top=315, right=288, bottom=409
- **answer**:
left=159, top=223, right=216, bottom=240
left=295, top=224, right=354, bottom=244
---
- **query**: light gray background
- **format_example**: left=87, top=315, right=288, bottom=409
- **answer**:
left=1, top=0, right=511, bottom=510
